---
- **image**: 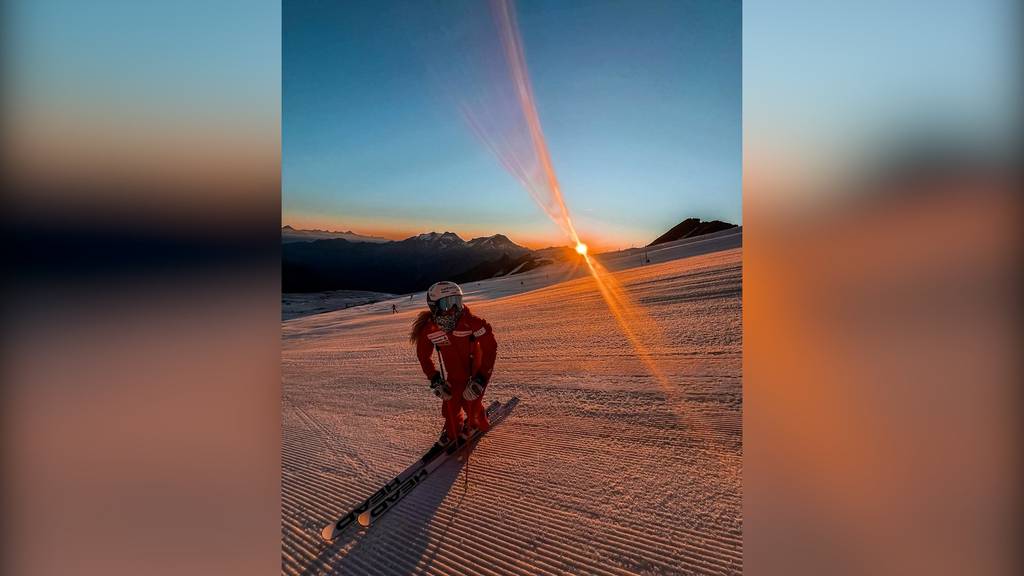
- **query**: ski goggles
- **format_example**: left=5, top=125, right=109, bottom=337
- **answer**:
left=431, top=294, right=463, bottom=314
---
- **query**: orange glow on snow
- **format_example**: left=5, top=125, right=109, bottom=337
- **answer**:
left=577, top=252, right=734, bottom=458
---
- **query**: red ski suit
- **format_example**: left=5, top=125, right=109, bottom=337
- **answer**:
left=415, top=306, right=497, bottom=440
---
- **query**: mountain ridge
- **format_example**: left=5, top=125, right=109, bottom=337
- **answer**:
left=647, top=218, right=737, bottom=247
left=282, top=226, right=390, bottom=244
left=282, top=230, right=535, bottom=293
left=282, top=218, right=732, bottom=293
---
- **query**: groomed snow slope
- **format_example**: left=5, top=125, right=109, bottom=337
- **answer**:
left=282, top=233, right=741, bottom=575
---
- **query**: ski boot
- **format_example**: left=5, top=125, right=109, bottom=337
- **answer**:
left=425, top=428, right=452, bottom=460
left=459, top=422, right=480, bottom=444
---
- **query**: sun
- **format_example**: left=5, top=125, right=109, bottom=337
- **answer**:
left=575, top=242, right=588, bottom=255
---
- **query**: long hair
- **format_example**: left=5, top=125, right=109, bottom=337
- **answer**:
left=409, top=310, right=433, bottom=343
left=408, top=305, right=472, bottom=343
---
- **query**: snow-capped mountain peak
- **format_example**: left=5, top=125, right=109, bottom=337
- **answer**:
left=398, top=231, right=528, bottom=255
left=411, top=231, right=466, bottom=246
left=467, top=234, right=525, bottom=251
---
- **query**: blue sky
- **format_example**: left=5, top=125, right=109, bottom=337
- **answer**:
left=284, top=0, right=740, bottom=250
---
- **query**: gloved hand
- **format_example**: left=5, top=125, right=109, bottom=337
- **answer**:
left=429, top=372, right=451, bottom=400
left=463, top=375, right=486, bottom=401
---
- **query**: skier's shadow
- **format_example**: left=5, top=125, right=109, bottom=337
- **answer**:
left=301, top=443, right=480, bottom=576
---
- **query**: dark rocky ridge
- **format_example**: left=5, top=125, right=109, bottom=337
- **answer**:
left=647, top=218, right=737, bottom=247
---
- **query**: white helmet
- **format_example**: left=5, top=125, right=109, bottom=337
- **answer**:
left=426, top=281, right=464, bottom=331
left=426, top=281, right=464, bottom=314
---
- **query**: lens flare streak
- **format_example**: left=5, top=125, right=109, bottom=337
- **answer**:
left=466, top=0, right=728, bottom=449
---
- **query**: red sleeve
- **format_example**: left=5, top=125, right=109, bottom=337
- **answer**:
left=472, top=317, right=497, bottom=385
left=416, top=329, right=439, bottom=380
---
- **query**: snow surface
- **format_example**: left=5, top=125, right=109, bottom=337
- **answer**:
left=282, top=228, right=742, bottom=575
left=283, top=291, right=398, bottom=321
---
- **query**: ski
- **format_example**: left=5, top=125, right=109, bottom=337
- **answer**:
left=320, top=398, right=517, bottom=542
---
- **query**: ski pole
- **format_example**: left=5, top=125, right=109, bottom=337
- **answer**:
left=435, top=345, right=446, bottom=383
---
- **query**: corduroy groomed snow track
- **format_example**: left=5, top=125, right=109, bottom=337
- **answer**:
left=283, top=236, right=741, bottom=575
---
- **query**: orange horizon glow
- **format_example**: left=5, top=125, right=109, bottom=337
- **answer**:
left=282, top=213, right=643, bottom=253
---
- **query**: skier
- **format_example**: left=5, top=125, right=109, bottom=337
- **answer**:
left=391, top=304, right=398, bottom=314
left=410, top=281, right=497, bottom=448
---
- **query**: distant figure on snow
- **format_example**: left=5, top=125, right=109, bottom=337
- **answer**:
left=409, top=281, right=497, bottom=448
left=391, top=304, right=398, bottom=314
